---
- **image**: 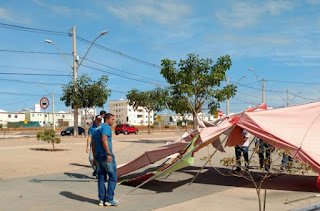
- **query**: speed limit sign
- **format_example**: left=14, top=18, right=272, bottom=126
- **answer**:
left=40, top=97, right=49, bottom=109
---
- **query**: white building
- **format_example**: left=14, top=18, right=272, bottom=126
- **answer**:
left=0, top=111, right=25, bottom=127
left=22, top=104, right=81, bottom=127
left=108, top=99, right=154, bottom=126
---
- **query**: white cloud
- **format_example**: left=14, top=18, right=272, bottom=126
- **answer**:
left=32, top=0, right=98, bottom=18
left=106, top=0, right=192, bottom=25
left=0, top=8, right=32, bottom=24
left=215, top=0, right=294, bottom=28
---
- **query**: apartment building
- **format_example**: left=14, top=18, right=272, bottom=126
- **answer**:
left=108, top=99, right=153, bottom=126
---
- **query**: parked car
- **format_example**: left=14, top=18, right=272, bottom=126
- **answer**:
left=61, top=126, right=85, bottom=136
left=115, top=124, right=138, bottom=135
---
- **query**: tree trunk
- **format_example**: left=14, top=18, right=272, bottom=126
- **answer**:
left=52, top=141, right=55, bottom=151
left=84, top=108, right=87, bottom=138
left=147, top=111, right=151, bottom=134
left=192, top=110, right=197, bottom=129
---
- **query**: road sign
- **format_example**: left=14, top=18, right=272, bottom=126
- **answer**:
left=40, top=97, right=49, bottom=109
left=218, top=110, right=223, bottom=117
left=24, top=119, right=28, bottom=124
left=214, top=111, right=218, bottom=118
left=157, top=115, right=161, bottom=122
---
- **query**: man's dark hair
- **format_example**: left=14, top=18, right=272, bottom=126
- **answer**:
left=104, top=113, right=114, bottom=121
left=100, top=110, right=107, bottom=116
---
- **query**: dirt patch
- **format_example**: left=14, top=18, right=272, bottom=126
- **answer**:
left=30, top=148, right=69, bottom=152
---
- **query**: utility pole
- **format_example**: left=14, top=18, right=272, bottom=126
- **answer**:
left=72, top=25, right=78, bottom=137
left=52, top=93, right=55, bottom=131
left=262, top=78, right=265, bottom=104
left=287, top=88, right=289, bottom=106
left=226, top=75, right=229, bottom=116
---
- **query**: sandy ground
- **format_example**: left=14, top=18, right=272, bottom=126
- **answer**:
left=0, top=132, right=179, bottom=180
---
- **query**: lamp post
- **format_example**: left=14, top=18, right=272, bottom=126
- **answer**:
left=39, top=84, right=55, bottom=131
left=45, top=27, right=108, bottom=137
left=249, top=68, right=265, bottom=104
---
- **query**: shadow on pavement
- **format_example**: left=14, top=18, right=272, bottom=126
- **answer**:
left=64, top=172, right=93, bottom=179
left=69, top=163, right=92, bottom=168
left=60, top=191, right=96, bottom=205
left=120, top=166, right=319, bottom=193
left=118, top=139, right=169, bottom=144
left=30, top=148, right=69, bottom=152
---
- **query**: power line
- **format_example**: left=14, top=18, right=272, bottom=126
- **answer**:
left=266, top=79, right=320, bottom=85
left=77, top=36, right=162, bottom=69
left=0, top=22, right=162, bottom=70
left=0, top=78, right=61, bottom=86
left=83, top=58, right=167, bottom=85
left=82, top=64, right=165, bottom=86
left=0, top=65, right=69, bottom=73
left=0, top=72, right=70, bottom=77
left=0, top=22, right=69, bottom=36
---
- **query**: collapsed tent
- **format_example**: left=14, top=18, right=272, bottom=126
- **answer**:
left=117, top=117, right=235, bottom=177
left=226, top=101, right=320, bottom=174
left=117, top=103, right=268, bottom=179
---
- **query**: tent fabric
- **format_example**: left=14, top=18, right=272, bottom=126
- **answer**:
left=117, top=118, right=235, bottom=177
left=233, top=101, right=320, bottom=173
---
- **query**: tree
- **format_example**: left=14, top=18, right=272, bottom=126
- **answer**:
left=61, top=74, right=111, bottom=137
left=217, top=146, right=313, bottom=211
left=161, top=53, right=237, bottom=128
left=127, top=87, right=167, bottom=134
left=36, top=129, right=61, bottom=151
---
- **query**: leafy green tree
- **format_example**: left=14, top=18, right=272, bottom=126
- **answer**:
left=61, top=74, right=111, bottom=136
left=161, top=53, right=237, bottom=127
left=127, top=87, right=167, bottom=134
left=36, top=129, right=61, bottom=151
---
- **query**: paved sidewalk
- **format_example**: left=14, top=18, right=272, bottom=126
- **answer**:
left=1, top=132, right=320, bottom=210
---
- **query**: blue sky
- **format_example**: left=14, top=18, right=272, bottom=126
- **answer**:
left=0, top=0, right=320, bottom=114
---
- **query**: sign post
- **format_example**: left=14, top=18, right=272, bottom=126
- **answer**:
left=218, top=110, right=223, bottom=118
left=157, top=115, right=161, bottom=131
left=40, top=97, right=49, bottom=127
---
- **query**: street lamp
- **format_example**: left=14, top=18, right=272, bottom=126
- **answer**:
left=38, top=84, right=55, bottom=131
left=249, top=68, right=265, bottom=103
left=45, top=28, right=108, bottom=137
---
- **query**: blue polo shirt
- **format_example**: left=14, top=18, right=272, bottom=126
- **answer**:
left=94, top=123, right=113, bottom=156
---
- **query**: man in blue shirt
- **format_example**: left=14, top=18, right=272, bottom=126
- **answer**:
left=92, top=113, right=118, bottom=207
left=86, top=115, right=102, bottom=177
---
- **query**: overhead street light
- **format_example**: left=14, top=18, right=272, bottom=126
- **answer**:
left=44, top=27, right=108, bottom=137
left=77, top=30, right=108, bottom=69
left=38, top=84, right=55, bottom=132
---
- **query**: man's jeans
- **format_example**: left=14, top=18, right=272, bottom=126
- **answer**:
left=281, top=153, right=293, bottom=167
left=235, top=145, right=249, bottom=171
left=258, top=140, right=271, bottom=170
left=96, top=155, right=117, bottom=202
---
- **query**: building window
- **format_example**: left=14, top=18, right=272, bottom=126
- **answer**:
left=45, top=114, right=47, bottom=117
left=15, top=115, right=17, bottom=118
left=32, top=114, right=34, bottom=117
left=8, top=114, right=11, bottom=118
left=62, top=115, right=65, bottom=118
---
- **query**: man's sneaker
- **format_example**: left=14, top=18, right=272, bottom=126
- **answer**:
left=105, top=200, right=119, bottom=206
left=92, top=170, right=97, bottom=177
left=98, top=200, right=105, bottom=206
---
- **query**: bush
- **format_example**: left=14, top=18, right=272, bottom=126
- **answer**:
left=164, top=125, right=169, bottom=128
left=37, top=129, right=61, bottom=151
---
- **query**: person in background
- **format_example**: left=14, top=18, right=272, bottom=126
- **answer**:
left=235, top=129, right=250, bottom=172
left=256, top=137, right=272, bottom=171
left=281, top=152, right=293, bottom=170
left=92, top=113, right=118, bottom=207
left=100, top=110, right=106, bottom=123
left=86, top=115, right=102, bottom=177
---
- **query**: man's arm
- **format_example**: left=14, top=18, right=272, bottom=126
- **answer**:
left=86, top=135, right=91, bottom=153
left=102, top=134, right=112, bottom=162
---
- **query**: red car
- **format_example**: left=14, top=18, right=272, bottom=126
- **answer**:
left=115, top=124, right=139, bottom=135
